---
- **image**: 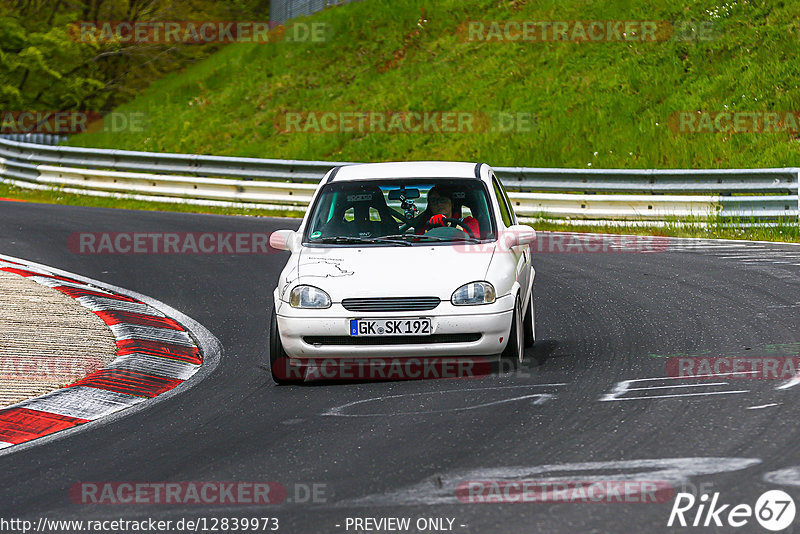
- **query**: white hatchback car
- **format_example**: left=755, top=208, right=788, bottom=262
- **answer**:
left=268, top=161, right=536, bottom=384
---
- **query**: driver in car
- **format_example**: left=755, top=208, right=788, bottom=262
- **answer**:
left=417, top=186, right=480, bottom=237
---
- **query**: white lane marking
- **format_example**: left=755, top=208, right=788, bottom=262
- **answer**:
left=625, top=383, right=729, bottom=391
left=670, top=245, right=768, bottom=250
left=764, top=467, right=800, bottom=487
left=776, top=375, right=800, bottom=390
left=600, top=375, right=753, bottom=402
left=76, top=295, right=165, bottom=316
left=348, top=458, right=762, bottom=506
left=109, top=324, right=194, bottom=346
left=14, top=386, right=146, bottom=420
left=746, top=403, right=779, bottom=410
left=716, top=254, right=786, bottom=260
left=106, top=353, right=200, bottom=380
left=323, top=384, right=565, bottom=417
left=739, top=258, right=797, bottom=263
left=604, top=391, right=749, bottom=401
left=328, top=393, right=555, bottom=416
left=0, top=261, right=53, bottom=273
left=28, top=276, right=109, bottom=292
left=669, top=244, right=763, bottom=251
left=641, top=371, right=757, bottom=380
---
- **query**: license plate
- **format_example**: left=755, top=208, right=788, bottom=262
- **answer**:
left=350, top=318, right=431, bottom=337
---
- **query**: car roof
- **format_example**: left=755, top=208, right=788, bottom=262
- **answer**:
left=328, top=161, right=487, bottom=182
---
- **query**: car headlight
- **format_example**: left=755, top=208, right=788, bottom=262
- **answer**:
left=289, top=285, right=331, bottom=309
left=451, top=281, right=496, bottom=306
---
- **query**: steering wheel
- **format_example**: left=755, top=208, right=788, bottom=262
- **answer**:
left=424, top=217, right=477, bottom=239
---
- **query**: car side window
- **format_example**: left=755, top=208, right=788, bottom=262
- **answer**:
left=492, top=176, right=513, bottom=227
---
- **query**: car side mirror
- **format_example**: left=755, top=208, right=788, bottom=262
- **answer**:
left=269, top=230, right=299, bottom=251
left=501, top=225, right=537, bottom=248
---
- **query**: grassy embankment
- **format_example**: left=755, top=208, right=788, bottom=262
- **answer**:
left=5, top=0, right=799, bottom=240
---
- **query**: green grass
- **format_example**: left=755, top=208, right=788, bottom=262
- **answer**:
left=11, top=0, right=799, bottom=242
left=530, top=217, right=800, bottom=242
left=0, top=182, right=300, bottom=218
left=64, top=0, right=800, bottom=168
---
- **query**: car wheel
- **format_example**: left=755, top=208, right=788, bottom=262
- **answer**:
left=523, top=288, right=535, bottom=348
left=501, top=296, right=525, bottom=366
left=269, top=307, right=303, bottom=385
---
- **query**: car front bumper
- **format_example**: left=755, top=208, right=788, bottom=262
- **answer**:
left=275, top=295, right=514, bottom=359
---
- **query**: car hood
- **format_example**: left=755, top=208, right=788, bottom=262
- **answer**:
left=291, top=244, right=495, bottom=301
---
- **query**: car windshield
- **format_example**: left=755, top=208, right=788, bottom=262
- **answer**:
left=303, top=178, right=496, bottom=245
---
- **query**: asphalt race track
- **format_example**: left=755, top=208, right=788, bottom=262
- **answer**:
left=2, top=201, right=800, bottom=533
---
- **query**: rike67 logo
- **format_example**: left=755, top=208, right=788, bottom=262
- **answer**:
left=668, top=490, right=796, bottom=531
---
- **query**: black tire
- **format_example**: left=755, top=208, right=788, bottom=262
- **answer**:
left=501, top=297, right=525, bottom=367
left=523, top=289, right=535, bottom=348
left=269, top=307, right=303, bottom=385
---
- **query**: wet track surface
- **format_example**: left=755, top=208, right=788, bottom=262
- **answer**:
left=2, top=201, right=800, bottom=533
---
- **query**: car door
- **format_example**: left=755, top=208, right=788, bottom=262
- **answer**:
left=491, top=174, right=532, bottom=305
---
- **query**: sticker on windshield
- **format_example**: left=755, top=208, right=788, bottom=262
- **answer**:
left=347, top=193, right=373, bottom=202
left=310, top=231, right=322, bottom=239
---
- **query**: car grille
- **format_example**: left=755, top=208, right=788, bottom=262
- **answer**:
left=341, top=296, right=441, bottom=312
left=303, top=334, right=481, bottom=346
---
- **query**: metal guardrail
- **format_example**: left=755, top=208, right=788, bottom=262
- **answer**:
left=0, top=137, right=798, bottom=224
left=270, top=0, right=359, bottom=24
left=0, top=134, right=66, bottom=146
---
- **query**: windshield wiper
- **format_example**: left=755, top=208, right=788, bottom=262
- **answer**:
left=369, top=237, right=413, bottom=246
left=382, top=234, right=482, bottom=244
left=313, top=236, right=411, bottom=246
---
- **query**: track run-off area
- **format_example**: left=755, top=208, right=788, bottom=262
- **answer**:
left=2, top=200, right=800, bottom=533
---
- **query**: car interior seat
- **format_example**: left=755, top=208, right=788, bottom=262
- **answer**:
left=324, top=187, right=399, bottom=237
